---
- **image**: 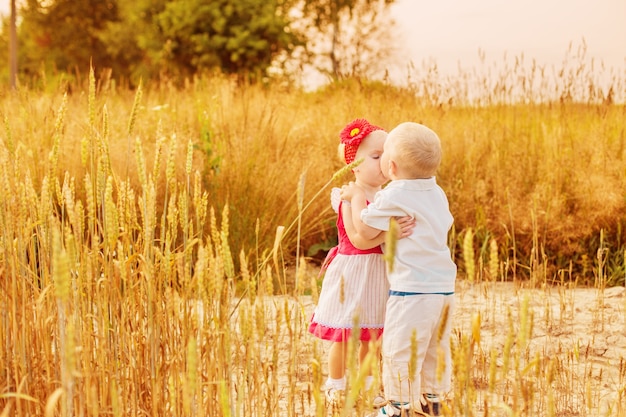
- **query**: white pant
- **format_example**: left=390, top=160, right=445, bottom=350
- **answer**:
left=382, top=294, right=455, bottom=405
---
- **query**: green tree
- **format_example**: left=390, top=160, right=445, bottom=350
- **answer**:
left=153, top=0, right=304, bottom=80
left=98, top=0, right=170, bottom=82
left=18, top=0, right=121, bottom=80
left=7, top=0, right=396, bottom=86
left=14, top=0, right=305, bottom=84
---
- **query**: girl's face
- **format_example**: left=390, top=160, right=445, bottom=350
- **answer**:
left=353, top=131, right=387, bottom=187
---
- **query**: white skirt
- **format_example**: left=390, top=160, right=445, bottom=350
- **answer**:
left=310, top=253, right=389, bottom=341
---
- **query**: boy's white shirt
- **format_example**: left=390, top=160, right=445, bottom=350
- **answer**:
left=360, top=177, right=457, bottom=293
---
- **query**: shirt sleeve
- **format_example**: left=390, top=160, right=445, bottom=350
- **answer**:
left=360, top=190, right=409, bottom=231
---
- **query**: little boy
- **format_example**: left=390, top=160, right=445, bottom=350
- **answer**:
left=340, top=122, right=457, bottom=416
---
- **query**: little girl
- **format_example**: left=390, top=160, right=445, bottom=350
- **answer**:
left=308, top=119, right=412, bottom=409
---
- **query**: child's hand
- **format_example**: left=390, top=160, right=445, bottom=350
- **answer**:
left=339, top=181, right=363, bottom=202
left=395, top=216, right=416, bottom=238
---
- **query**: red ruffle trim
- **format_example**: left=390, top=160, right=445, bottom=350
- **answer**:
left=308, top=317, right=383, bottom=342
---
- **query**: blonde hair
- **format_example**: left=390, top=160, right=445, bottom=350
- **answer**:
left=338, top=143, right=347, bottom=162
left=387, top=122, right=442, bottom=178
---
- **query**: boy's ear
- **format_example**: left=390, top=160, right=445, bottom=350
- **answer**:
left=389, top=160, right=398, bottom=176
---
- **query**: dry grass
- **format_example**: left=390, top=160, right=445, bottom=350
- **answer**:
left=0, top=53, right=625, bottom=416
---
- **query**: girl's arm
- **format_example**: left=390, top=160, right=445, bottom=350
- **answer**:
left=341, top=182, right=384, bottom=241
left=341, top=202, right=385, bottom=249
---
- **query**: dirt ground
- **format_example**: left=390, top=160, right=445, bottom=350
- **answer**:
left=285, top=280, right=626, bottom=416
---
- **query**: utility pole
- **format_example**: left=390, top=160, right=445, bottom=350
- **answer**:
left=9, top=0, right=17, bottom=90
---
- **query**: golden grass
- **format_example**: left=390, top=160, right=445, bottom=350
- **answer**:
left=0, top=54, right=625, bottom=416
left=2, top=54, right=624, bottom=283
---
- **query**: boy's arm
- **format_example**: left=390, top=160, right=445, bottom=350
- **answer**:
left=342, top=201, right=417, bottom=250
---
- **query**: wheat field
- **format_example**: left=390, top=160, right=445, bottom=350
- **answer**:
left=1, top=54, right=625, bottom=416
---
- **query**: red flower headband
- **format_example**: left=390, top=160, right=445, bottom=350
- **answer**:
left=339, top=118, right=383, bottom=164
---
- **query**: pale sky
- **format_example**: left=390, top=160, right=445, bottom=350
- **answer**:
left=390, top=0, right=626, bottom=74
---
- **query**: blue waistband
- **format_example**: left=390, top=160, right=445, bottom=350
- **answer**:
left=389, top=290, right=454, bottom=296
